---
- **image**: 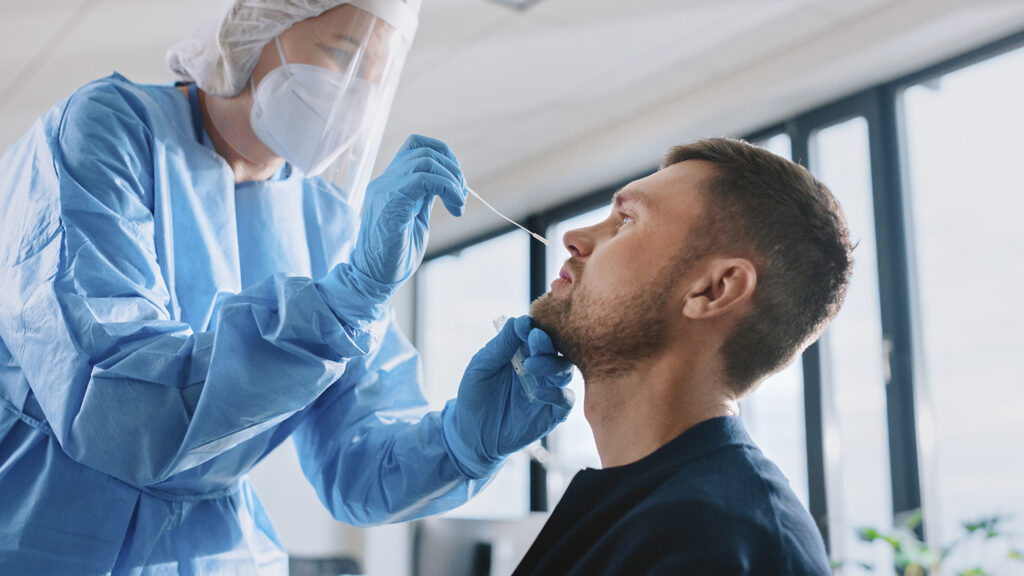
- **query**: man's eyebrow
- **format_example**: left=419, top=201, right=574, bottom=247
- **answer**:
left=611, top=188, right=650, bottom=210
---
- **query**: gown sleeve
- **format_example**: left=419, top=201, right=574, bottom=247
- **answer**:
left=291, top=313, right=489, bottom=526
left=0, top=79, right=388, bottom=487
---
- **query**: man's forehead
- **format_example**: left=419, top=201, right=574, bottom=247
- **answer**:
left=614, top=160, right=711, bottom=208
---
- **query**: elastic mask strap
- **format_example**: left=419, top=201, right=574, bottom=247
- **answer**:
left=250, top=36, right=288, bottom=107
left=274, top=37, right=291, bottom=77
left=272, top=36, right=328, bottom=121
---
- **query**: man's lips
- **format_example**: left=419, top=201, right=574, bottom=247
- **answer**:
left=552, top=260, right=582, bottom=291
left=562, top=259, right=584, bottom=281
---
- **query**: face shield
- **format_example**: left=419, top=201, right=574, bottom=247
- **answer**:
left=248, top=1, right=416, bottom=211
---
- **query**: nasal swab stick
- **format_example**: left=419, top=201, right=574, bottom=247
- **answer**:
left=466, top=186, right=550, bottom=246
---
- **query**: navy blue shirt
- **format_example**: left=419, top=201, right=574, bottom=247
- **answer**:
left=513, top=416, right=831, bottom=575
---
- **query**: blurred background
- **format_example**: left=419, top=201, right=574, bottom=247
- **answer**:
left=3, top=1, right=1023, bottom=574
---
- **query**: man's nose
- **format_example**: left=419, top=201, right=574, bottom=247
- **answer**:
left=563, top=226, right=595, bottom=257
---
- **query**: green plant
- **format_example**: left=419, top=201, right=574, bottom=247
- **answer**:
left=831, top=510, right=1024, bottom=575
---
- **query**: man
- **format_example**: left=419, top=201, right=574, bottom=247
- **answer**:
left=516, top=137, right=851, bottom=575
left=0, top=1, right=572, bottom=572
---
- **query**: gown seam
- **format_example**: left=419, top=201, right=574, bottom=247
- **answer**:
left=0, top=395, right=53, bottom=436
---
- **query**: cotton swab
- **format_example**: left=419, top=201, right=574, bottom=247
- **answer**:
left=465, top=186, right=550, bottom=246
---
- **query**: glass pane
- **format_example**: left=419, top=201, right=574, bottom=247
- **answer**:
left=902, top=44, right=1024, bottom=574
left=740, top=362, right=808, bottom=509
left=741, top=133, right=810, bottom=510
left=416, top=231, right=530, bottom=519
left=811, top=117, right=894, bottom=573
left=758, top=132, right=793, bottom=160
left=543, top=205, right=607, bottom=500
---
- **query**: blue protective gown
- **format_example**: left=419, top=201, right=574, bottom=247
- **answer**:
left=0, top=73, right=486, bottom=574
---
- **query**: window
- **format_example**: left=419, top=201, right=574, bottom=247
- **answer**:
left=757, top=132, right=793, bottom=161
left=901, top=44, right=1024, bottom=572
left=416, top=231, right=531, bottom=518
left=741, top=134, right=811, bottom=510
left=543, top=205, right=607, bottom=501
left=810, top=117, right=894, bottom=571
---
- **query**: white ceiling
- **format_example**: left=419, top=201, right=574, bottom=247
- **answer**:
left=3, top=0, right=1024, bottom=253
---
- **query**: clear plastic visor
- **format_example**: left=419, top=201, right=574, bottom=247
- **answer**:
left=258, top=4, right=411, bottom=211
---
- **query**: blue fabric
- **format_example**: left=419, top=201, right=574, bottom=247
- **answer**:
left=512, top=416, right=831, bottom=575
left=0, top=73, right=487, bottom=574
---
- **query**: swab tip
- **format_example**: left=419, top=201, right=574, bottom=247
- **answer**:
left=467, top=185, right=549, bottom=245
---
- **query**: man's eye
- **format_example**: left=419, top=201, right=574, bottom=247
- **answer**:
left=622, top=215, right=634, bottom=224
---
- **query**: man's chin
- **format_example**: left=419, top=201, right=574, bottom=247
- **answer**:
left=528, top=292, right=555, bottom=323
left=529, top=292, right=572, bottom=358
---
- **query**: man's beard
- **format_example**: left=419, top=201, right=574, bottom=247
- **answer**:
left=530, top=261, right=677, bottom=381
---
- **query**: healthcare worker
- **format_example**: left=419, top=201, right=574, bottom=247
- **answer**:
left=0, top=0, right=574, bottom=573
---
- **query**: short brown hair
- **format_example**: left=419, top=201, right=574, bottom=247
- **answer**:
left=663, top=137, right=853, bottom=393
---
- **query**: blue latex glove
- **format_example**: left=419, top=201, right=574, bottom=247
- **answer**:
left=442, top=315, right=575, bottom=479
left=322, top=135, right=467, bottom=344
left=353, top=134, right=467, bottom=287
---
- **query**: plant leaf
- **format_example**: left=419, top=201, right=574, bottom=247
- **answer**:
left=858, top=528, right=880, bottom=542
left=900, top=508, right=924, bottom=531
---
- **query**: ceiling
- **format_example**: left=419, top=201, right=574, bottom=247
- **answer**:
left=3, top=0, right=1024, bottom=253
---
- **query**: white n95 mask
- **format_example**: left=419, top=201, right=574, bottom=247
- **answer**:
left=250, top=36, right=375, bottom=177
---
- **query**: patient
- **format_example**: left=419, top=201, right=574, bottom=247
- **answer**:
left=514, top=138, right=851, bottom=575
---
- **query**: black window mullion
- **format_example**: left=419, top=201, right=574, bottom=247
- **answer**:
left=527, top=214, right=550, bottom=303
left=788, top=122, right=832, bottom=551
left=868, top=86, right=923, bottom=531
left=526, top=213, right=551, bottom=513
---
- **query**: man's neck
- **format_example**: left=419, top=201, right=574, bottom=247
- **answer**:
left=583, top=352, right=739, bottom=469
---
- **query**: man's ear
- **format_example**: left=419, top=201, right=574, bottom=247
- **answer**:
left=681, top=258, right=757, bottom=320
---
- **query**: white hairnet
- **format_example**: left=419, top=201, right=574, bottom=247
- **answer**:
left=167, top=0, right=421, bottom=97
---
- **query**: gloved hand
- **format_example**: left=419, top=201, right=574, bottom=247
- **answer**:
left=353, top=134, right=467, bottom=288
left=442, top=315, right=575, bottom=479
left=320, top=135, right=466, bottom=346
